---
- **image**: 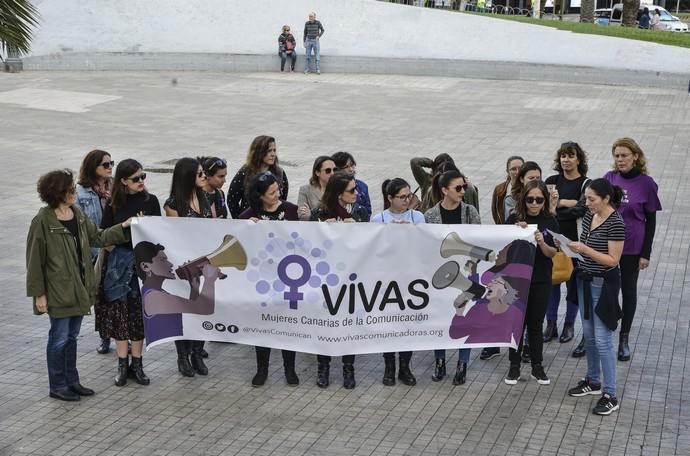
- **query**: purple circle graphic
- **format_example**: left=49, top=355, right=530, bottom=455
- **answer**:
left=295, top=238, right=304, bottom=247
left=266, top=244, right=274, bottom=253
left=311, top=248, right=322, bottom=258
left=309, top=276, right=322, bottom=288
left=268, top=259, right=274, bottom=265
left=349, top=273, right=357, bottom=281
left=256, top=280, right=270, bottom=294
left=286, top=242, right=295, bottom=249
left=291, top=232, right=299, bottom=239
left=273, top=280, right=285, bottom=292
left=261, top=302, right=268, bottom=307
left=326, top=274, right=339, bottom=286
left=277, top=255, right=312, bottom=286
left=316, top=261, right=330, bottom=275
left=268, top=232, right=275, bottom=238
left=251, top=258, right=260, bottom=266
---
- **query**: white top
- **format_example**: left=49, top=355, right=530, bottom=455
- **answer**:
left=371, top=209, right=426, bottom=225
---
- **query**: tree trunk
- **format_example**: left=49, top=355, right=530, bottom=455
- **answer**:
left=580, top=0, right=594, bottom=22
left=622, top=0, right=640, bottom=27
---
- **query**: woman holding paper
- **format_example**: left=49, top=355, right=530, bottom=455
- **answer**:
left=565, top=178, right=625, bottom=416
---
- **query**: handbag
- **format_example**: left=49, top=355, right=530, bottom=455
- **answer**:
left=552, top=251, right=574, bottom=285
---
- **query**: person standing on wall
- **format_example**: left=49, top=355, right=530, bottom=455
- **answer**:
left=303, top=12, right=325, bottom=75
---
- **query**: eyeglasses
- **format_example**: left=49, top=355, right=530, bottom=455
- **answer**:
left=394, top=194, right=413, bottom=200
left=100, top=161, right=115, bottom=169
left=207, top=159, right=227, bottom=173
left=197, top=171, right=206, bottom=178
left=127, top=173, right=147, bottom=183
left=320, top=167, right=335, bottom=174
left=454, top=184, right=468, bottom=192
left=526, top=196, right=545, bottom=204
left=343, top=187, right=357, bottom=194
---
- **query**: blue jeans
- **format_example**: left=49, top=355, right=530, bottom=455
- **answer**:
left=47, top=315, right=83, bottom=392
left=434, top=348, right=470, bottom=364
left=546, top=282, right=578, bottom=324
left=577, top=277, right=616, bottom=396
left=304, top=39, right=320, bottom=72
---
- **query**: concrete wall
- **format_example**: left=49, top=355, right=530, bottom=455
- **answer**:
left=26, top=0, right=690, bottom=74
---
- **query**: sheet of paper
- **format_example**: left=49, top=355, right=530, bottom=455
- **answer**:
left=546, top=229, right=584, bottom=260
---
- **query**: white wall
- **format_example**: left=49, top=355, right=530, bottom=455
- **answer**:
left=27, top=0, right=690, bottom=73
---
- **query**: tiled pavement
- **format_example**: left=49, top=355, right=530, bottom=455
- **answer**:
left=0, top=71, right=688, bottom=456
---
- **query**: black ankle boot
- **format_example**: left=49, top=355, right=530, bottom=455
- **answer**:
left=398, top=359, right=417, bottom=386
left=382, top=358, right=396, bottom=386
left=176, top=341, right=195, bottom=377
left=559, top=323, right=574, bottom=343
left=97, top=337, right=111, bottom=354
left=343, top=363, right=356, bottom=389
left=316, top=361, right=330, bottom=388
left=618, top=333, right=631, bottom=361
left=252, top=347, right=269, bottom=386
left=453, top=362, right=467, bottom=385
left=543, top=321, right=558, bottom=342
left=129, top=356, right=150, bottom=385
left=431, top=359, right=446, bottom=382
left=115, top=357, right=128, bottom=386
left=191, top=344, right=208, bottom=376
left=572, top=336, right=586, bottom=358
left=283, top=352, right=299, bottom=386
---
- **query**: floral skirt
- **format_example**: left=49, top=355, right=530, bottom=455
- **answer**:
left=98, top=293, right=145, bottom=342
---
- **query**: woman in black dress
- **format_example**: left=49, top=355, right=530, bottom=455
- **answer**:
left=239, top=172, right=300, bottom=386
left=100, top=159, right=161, bottom=386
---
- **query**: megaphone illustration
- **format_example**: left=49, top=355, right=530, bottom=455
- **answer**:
left=440, top=232, right=496, bottom=262
left=175, top=235, right=247, bottom=281
left=432, top=260, right=486, bottom=299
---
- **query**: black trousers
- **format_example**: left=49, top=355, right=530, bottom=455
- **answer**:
left=317, top=354, right=355, bottom=364
left=509, top=281, right=551, bottom=366
left=383, top=351, right=412, bottom=362
left=620, top=254, right=641, bottom=334
left=255, top=346, right=295, bottom=368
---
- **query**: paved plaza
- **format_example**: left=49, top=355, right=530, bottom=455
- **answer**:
left=0, top=71, right=688, bottom=456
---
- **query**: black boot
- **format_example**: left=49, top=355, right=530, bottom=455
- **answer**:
left=343, top=363, right=356, bottom=389
left=543, top=321, right=558, bottom=342
left=129, top=356, right=150, bottom=385
left=431, top=359, right=446, bottom=382
left=316, top=360, right=330, bottom=388
left=382, top=357, right=396, bottom=386
left=453, top=362, right=467, bottom=385
left=559, top=323, right=575, bottom=343
left=191, top=342, right=208, bottom=376
left=97, top=337, right=111, bottom=354
left=252, top=347, right=269, bottom=386
left=398, top=358, right=416, bottom=386
left=283, top=351, right=299, bottom=386
left=115, top=357, right=129, bottom=386
left=618, top=333, right=631, bottom=361
left=572, top=336, right=586, bottom=358
left=176, top=341, right=195, bottom=377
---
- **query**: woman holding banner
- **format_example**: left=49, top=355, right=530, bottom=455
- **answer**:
left=164, top=157, right=213, bottom=377
left=424, top=170, right=480, bottom=385
left=310, top=172, right=370, bottom=389
left=240, top=172, right=300, bottom=387
left=371, top=178, right=425, bottom=387
left=297, top=156, right=336, bottom=221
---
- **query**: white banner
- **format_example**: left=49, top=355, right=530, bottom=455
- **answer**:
left=131, top=218, right=537, bottom=356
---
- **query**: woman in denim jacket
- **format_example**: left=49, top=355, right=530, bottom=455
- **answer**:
left=75, top=149, right=115, bottom=355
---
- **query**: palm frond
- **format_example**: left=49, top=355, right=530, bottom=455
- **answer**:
left=0, top=0, right=41, bottom=58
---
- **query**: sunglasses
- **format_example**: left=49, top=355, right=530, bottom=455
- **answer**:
left=100, top=161, right=115, bottom=169
left=343, top=187, right=357, bottom=194
left=197, top=171, right=206, bottom=178
left=128, top=173, right=147, bottom=183
left=526, top=196, right=545, bottom=204
left=320, top=167, right=335, bottom=174
left=207, top=159, right=227, bottom=173
left=454, top=184, right=468, bottom=192
left=258, top=171, right=274, bottom=182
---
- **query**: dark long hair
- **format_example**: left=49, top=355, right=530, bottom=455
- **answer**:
left=198, top=156, right=227, bottom=177
left=244, top=135, right=282, bottom=184
left=77, top=149, right=111, bottom=188
left=587, top=178, right=624, bottom=209
left=553, top=141, right=588, bottom=176
left=432, top=153, right=454, bottom=174
left=169, top=157, right=209, bottom=216
left=432, top=164, right=462, bottom=204
left=309, top=156, right=334, bottom=186
left=516, top=180, right=550, bottom=221
left=111, top=159, right=149, bottom=212
left=511, top=161, right=542, bottom=200
left=246, top=172, right=279, bottom=213
left=382, top=178, right=411, bottom=210
left=320, top=171, right=354, bottom=216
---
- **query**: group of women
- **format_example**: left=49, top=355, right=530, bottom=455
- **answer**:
left=27, top=136, right=660, bottom=417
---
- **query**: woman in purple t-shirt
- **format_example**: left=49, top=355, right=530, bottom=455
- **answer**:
left=604, top=138, right=662, bottom=362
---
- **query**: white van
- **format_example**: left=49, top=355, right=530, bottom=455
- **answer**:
left=609, top=3, right=689, bottom=32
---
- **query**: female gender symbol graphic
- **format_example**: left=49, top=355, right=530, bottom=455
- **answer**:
left=277, top=255, right=312, bottom=309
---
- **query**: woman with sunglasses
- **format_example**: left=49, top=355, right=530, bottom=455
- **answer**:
left=331, top=151, right=372, bottom=219
left=239, top=172, right=300, bottom=386
left=310, top=172, right=369, bottom=388
left=228, top=135, right=288, bottom=218
left=543, top=142, right=590, bottom=349
left=75, top=149, right=115, bottom=355
left=503, top=180, right=558, bottom=386
left=297, top=156, right=336, bottom=221
left=372, top=178, right=425, bottom=386
left=199, top=156, right=229, bottom=219
left=27, top=169, right=131, bottom=401
left=278, top=25, right=297, bottom=72
left=424, top=170, right=480, bottom=385
left=165, top=157, right=214, bottom=377
left=100, top=159, right=161, bottom=387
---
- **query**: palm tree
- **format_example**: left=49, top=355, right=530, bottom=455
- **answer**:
left=580, top=0, right=594, bottom=23
left=0, top=0, right=40, bottom=64
left=622, top=0, right=640, bottom=26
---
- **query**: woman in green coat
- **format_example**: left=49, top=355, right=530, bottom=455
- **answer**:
left=26, top=169, right=131, bottom=402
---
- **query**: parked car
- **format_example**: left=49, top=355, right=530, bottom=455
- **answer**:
left=610, top=4, right=689, bottom=32
left=594, top=8, right=612, bottom=25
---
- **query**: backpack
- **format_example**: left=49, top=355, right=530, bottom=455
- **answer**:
left=285, top=39, right=295, bottom=53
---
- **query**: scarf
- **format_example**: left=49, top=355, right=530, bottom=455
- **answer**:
left=93, top=178, right=112, bottom=210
